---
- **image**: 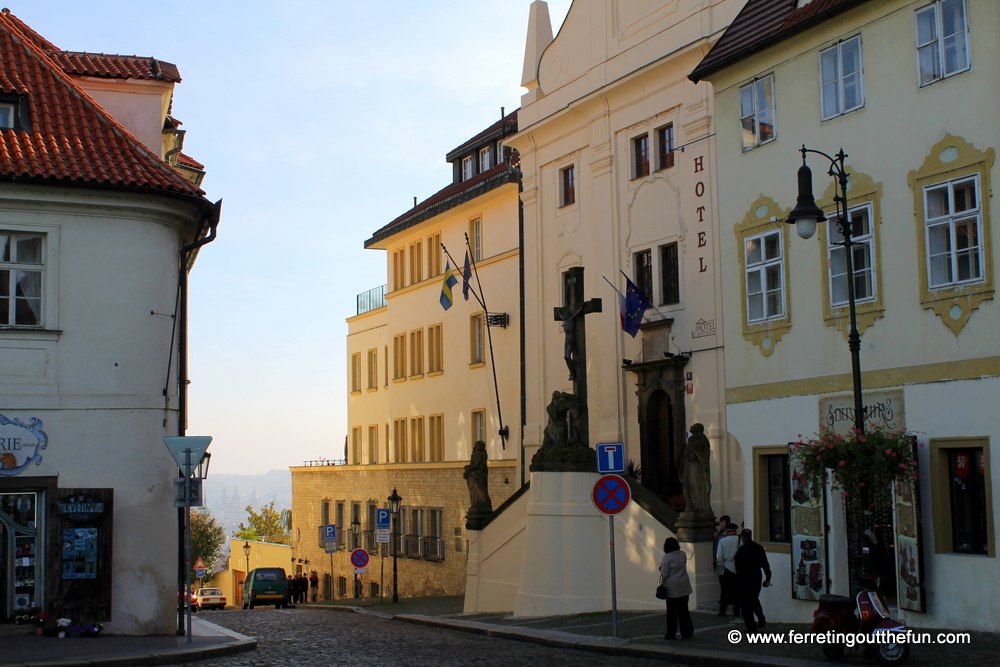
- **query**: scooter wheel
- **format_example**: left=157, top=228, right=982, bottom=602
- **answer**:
left=876, top=638, right=910, bottom=665
left=822, top=643, right=845, bottom=660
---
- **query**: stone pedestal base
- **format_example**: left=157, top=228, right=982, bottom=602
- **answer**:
left=465, top=507, right=492, bottom=532
left=681, top=539, right=720, bottom=609
left=675, top=510, right=716, bottom=543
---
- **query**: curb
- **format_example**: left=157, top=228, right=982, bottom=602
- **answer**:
left=394, top=615, right=831, bottom=667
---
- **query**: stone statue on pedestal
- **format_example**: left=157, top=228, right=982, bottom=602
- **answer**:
left=675, top=423, right=717, bottom=542
left=464, top=440, right=493, bottom=530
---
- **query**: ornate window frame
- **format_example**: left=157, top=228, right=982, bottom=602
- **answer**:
left=735, top=195, right=791, bottom=356
left=907, top=134, right=994, bottom=335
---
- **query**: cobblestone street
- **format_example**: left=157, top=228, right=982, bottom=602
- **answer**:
left=167, top=608, right=674, bottom=667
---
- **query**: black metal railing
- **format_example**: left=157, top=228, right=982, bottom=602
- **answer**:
left=403, top=535, right=423, bottom=558
left=422, top=537, right=445, bottom=560
left=357, top=284, right=387, bottom=315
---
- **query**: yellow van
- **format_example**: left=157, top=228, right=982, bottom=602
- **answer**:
left=242, top=567, right=290, bottom=609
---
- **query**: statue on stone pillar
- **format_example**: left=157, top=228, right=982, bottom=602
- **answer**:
left=464, top=440, right=492, bottom=511
left=680, top=423, right=712, bottom=513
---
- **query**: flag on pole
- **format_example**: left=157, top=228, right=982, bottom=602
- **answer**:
left=462, top=251, right=472, bottom=301
left=440, top=261, right=458, bottom=310
left=621, top=275, right=650, bottom=337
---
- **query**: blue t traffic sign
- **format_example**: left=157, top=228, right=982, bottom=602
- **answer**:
left=596, top=442, right=625, bottom=474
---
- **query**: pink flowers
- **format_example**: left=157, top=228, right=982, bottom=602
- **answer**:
left=839, top=461, right=846, bottom=467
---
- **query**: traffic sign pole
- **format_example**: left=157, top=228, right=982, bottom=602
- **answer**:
left=609, top=515, right=618, bottom=638
left=593, top=474, right=631, bottom=639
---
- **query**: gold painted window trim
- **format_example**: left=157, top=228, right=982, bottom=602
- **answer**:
left=928, top=437, right=994, bottom=558
left=735, top=195, right=792, bottom=356
left=753, top=445, right=792, bottom=554
left=907, top=134, right=995, bottom=335
left=816, top=169, right=885, bottom=336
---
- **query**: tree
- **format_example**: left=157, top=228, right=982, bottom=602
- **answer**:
left=235, top=501, right=290, bottom=545
left=190, top=509, right=226, bottom=585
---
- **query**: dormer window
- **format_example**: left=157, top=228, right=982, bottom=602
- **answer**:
left=462, top=155, right=474, bottom=181
left=479, top=146, right=492, bottom=172
left=0, top=103, right=15, bottom=129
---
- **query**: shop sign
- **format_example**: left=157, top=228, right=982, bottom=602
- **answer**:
left=0, top=414, right=47, bottom=476
left=57, top=494, right=107, bottom=522
left=818, top=390, right=905, bottom=437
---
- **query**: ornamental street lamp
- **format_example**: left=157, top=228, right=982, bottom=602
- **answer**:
left=786, top=145, right=871, bottom=588
left=351, top=517, right=362, bottom=597
left=243, top=540, right=251, bottom=579
left=387, top=488, right=402, bottom=603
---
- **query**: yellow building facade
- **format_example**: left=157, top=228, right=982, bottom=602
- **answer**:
left=290, top=112, right=522, bottom=600
left=692, top=0, right=1000, bottom=630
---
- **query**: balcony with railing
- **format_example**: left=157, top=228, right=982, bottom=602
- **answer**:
left=422, top=537, right=445, bottom=560
left=357, top=284, right=387, bottom=316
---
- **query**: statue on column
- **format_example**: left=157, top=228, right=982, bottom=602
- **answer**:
left=675, top=423, right=716, bottom=542
left=464, top=441, right=493, bottom=530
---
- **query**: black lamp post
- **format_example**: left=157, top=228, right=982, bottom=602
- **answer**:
left=351, top=517, right=361, bottom=597
left=387, top=488, right=402, bottom=603
left=242, top=540, right=251, bottom=607
left=786, top=144, right=870, bottom=588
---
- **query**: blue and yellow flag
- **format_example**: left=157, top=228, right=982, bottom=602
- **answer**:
left=440, top=261, right=458, bottom=310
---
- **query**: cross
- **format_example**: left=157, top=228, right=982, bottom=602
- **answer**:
left=553, top=267, right=602, bottom=446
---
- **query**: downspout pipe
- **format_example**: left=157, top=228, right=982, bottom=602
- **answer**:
left=175, top=197, right=221, bottom=635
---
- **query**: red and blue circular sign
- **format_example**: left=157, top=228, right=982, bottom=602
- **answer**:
left=592, top=474, right=631, bottom=515
left=350, top=548, right=370, bottom=568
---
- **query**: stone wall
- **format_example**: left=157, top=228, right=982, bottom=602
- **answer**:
left=290, top=459, right=517, bottom=599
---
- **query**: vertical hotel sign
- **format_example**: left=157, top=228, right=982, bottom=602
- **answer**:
left=0, top=414, right=47, bottom=475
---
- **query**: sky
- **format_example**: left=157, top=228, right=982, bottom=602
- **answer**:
left=14, top=0, right=571, bottom=474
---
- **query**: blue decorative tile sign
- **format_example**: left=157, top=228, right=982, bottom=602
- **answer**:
left=0, top=415, right=47, bottom=475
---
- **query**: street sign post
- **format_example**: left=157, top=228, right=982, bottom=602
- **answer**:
left=596, top=442, right=625, bottom=474
left=592, top=474, right=632, bottom=638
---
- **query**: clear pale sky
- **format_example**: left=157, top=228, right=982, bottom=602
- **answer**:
left=15, top=1, right=570, bottom=474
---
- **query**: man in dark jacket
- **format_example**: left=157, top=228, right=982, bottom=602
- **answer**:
left=734, top=528, right=771, bottom=632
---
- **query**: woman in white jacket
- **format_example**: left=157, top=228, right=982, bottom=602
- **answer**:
left=659, top=537, right=694, bottom=639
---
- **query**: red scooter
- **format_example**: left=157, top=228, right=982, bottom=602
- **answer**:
left=811, top=576, right=909, bottom=665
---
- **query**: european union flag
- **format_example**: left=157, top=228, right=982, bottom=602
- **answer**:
left=622, top=275, right=649, bottom=337
left=440, top=261, right=458, bottom=310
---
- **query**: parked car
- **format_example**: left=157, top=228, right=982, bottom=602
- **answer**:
left=195, top=587, right=227, bottom=610
left=242, top=567, right=290, bottom=609
left=177, top=589, right=198, bottom=612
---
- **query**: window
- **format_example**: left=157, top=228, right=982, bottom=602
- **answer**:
left=425, top=509, right=444, bottom=560
left=368, top=426, right=378, bottom=464
left=407, top=508, right=424, bottom=557
left=930, top=438, right=993, bottom=556
left=657, top=124, right=675, bottom=170
left=915, top=0, right=970, bottom=86
left=393, top=418, right=407, bottom=462
left=745, top=229, right=785, bottom=322
left=410, top=416, right=425, bottom=462
left=820, top=36, right=864, bottom=120
left=470, top=217, right=482, bottom=261
left=632, top=134, right=649, bottom=178
left=0, top=233, right=43, bottom=326
left=472, top=409, right=485, bottom=445
left=470, top=314, right=484, bottom=364
left=754, top=447, right=792, bottom=544
left=827, top=204, right=876, bottom=306
left=560, top=165, right=576, bottom=206
left=409, top=329, right=424, bottom=376
left=740, top=75, right=776, bottom=150
left=367, top=349, right=378, bottom=389
left=479, top=145, right=492, bottom=172
left=392, top=248, right=406, bottom=290
left=427, top=232, right=442, bottom=277
left=924, top=176, right=983, bottom=288
left=660, top=243, right=679, bottom=305
left=351, top=428, right=361, bottom=464
left=350, top=353, right=361, bottom=393
left=321, top=499, right=331, bottom=526
left=409, top=240, right=423, bottom=285
left=427, top=323, right=443, bottom=372
left=385, top=423, right=390, bottom=463
left=350, top=503, right=362, bottom=550
left=336, top=502, right=345, bottom=549
left=634, top=249, right=653, bottom=304
left=461, top=155, right=474, bottom=181
left=0, top=103, right=14, bottom=129
left=429, top=414, right=444, bottom=461
left=392, top=334, right=406, bottom=379
left=384, top=346, right=389, bottom=386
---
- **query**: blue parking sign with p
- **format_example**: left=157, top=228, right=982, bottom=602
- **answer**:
left=597, top=442, right=625, bottom=474
left=376, top=509, right=390, bottom=530
left=324, top=524, right=337, bottom=542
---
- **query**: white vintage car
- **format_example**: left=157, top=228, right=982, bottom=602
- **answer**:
left=194, top=587, right=227, bottom=610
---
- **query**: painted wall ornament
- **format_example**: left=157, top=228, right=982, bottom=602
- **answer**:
left=0, top=414, right=48, bottom=475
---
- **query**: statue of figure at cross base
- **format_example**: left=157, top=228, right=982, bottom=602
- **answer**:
left=530, top=266, right=601, bottom=473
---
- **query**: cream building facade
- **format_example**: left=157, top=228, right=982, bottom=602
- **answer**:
left=464, top=0, right=747, bottom=615
left=692, top=0, right=999, bottom=631
left=290, top=113, right=521, bottom=600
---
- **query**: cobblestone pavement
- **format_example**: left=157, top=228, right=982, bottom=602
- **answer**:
left=162, top=608, right=675, bottom=667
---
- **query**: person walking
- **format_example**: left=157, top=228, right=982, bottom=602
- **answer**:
left=713, top=515, right=731, bottom=612
left=735, top=528, right=771, bottom=632
left=658, top=537, right=694, bottom=640
left=309, top=571, right=319, bottom=602
left=716, top=524, right=740, bottom=616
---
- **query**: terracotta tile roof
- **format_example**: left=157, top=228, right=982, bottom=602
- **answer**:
left=0, top=9, right=203, bottom=196
left=177, top=153, right=204, bottom=170
left=48, top=51, right=182, bottom=83
left=365, top=163, right=519, bottom=247
left=690, top=0, right=870, bottom=82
